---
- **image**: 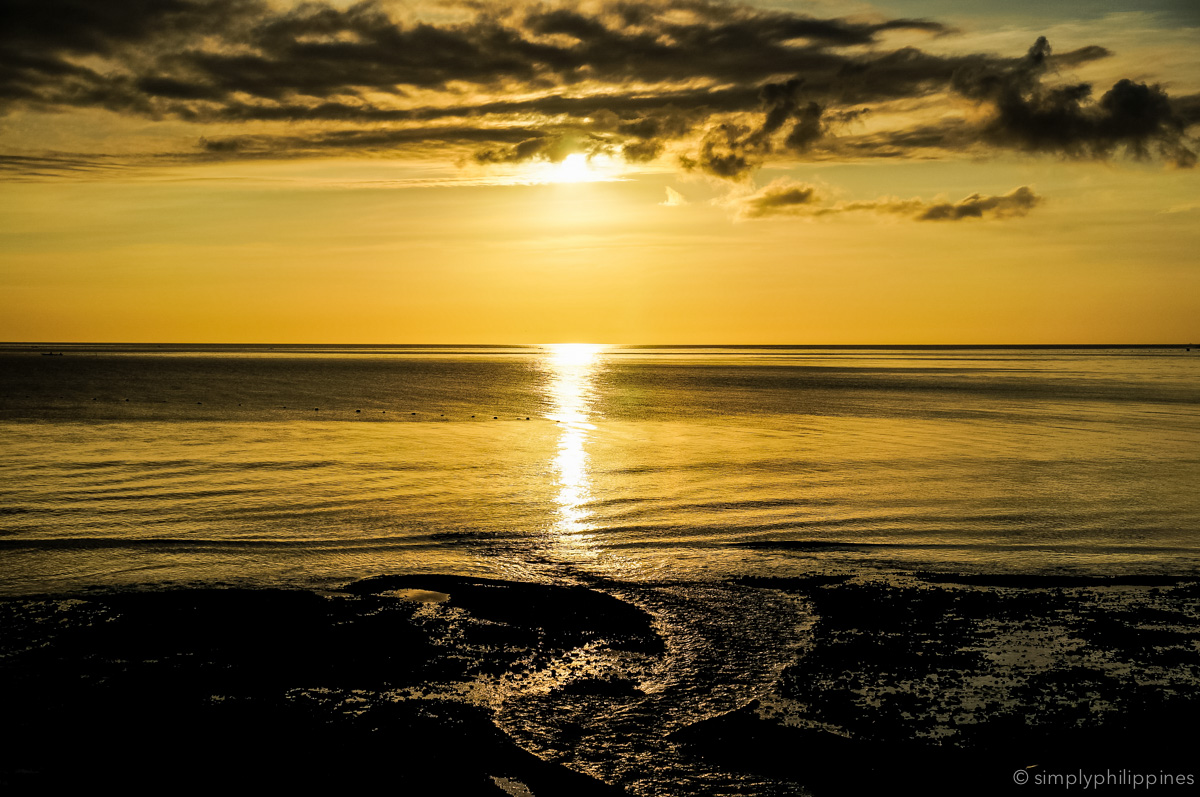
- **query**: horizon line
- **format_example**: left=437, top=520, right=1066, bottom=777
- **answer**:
left=3, top=342, right=1197, bottom=350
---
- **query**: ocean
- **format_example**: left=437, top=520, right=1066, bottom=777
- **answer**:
left=2, top=344, right=1199, bottom=794
left=4, top=344, right=1199, bottom=591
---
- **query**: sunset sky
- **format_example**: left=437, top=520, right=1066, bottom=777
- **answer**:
left=2, top=0, right=1197, bottom=344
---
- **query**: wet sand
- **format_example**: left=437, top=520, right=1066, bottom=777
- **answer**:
left=2, top=573, right=1197, bottom=795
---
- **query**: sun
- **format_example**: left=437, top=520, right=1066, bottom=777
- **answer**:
left=547, top=152, right=592, bottom=183
left=511, top=152, right=624, bottom=185
left=555, top=153, right=592, bottom=183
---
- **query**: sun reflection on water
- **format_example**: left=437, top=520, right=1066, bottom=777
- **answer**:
left=541, top=344, right=607, bottom=544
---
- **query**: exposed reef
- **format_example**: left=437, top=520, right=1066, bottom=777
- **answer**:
left=0, top=579, right=638, bottom=794
left=2, top=573, right=1197, bottom=795
left=675, top=574, right=1200, bottom=794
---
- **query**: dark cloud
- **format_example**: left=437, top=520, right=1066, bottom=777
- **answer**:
left=916, top=186, right=1041, bottom=220
left=745, top=78, right=826, bottom=154
left=0, top=0, right=1193, bottom=176
left=0, top=153, right=129, bottom=179
left=738, top=182, right=1041, bottom=221
left=756, top=78, right=805, bottom=142
left=832, top=119, right=974, bottom=160
left=2, top=0, right=263, bottom=56
left=737, top=179, right=822, bottom=217
left=0, top=0, right=940, bottom=114
left=674, top=78, right=833, bottom=177
left=1174, top=93, right=1200, bottom=126
left=783, top=101, right=825, bottom=152
left=1048, top=45, right=1112, bottom=69
left=952, top=37, right=1195, bottom=166
left=679, top=123, right=758, bottom=179
left=197, top=125, right=548, bottom=159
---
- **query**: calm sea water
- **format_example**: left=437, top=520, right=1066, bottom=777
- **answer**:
left=3, top=344, right=1198, bottom=595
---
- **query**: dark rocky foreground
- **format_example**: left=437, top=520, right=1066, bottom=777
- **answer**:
left=0, top=576, right=644, bottom=795
left=2, top=573, right=1198, bottom=795
left=681, top=574, right=1200, bottom=794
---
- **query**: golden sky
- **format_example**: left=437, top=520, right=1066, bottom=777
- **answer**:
left=1, top=0, right=1198, bottom=343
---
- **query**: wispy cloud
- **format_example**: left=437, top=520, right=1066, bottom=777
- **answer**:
left=736, top=179, right=1042, bottom=221
left=661, top=186, right=688, bottom=206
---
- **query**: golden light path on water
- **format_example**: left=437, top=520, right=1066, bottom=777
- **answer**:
left=540, top=344, right=607, bottom=553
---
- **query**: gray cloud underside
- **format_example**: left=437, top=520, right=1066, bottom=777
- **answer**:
left=739, top=181, right=1042, bottom=221
left=2, top=0, right=1195, bottom=177
left=0, top=155, right=120, bottom=180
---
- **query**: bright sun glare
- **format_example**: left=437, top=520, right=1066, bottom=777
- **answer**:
left=556, top=153, right=591, bottom=182
left=547, top=343, right=607, bottom=366
left=516, top=153, right=622, bottom=185
left=542, top=343, right=607, bottom=543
